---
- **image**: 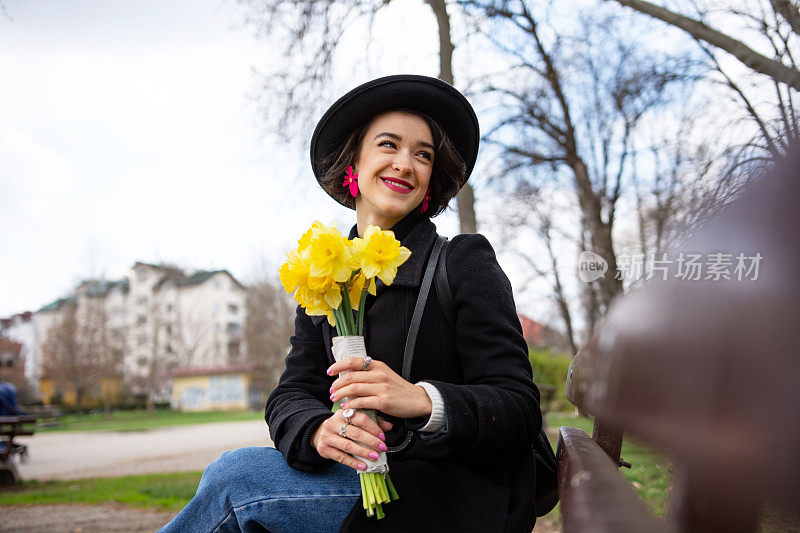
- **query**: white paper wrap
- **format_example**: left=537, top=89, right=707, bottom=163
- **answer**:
left=332, top=335, right=389, bottom=474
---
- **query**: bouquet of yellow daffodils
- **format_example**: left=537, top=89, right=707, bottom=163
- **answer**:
left=279, top=221, right=411, bottom=519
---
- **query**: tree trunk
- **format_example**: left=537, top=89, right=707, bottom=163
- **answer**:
left=426, top=0, right=478, bottom=234
left=103, top=387, right=112, bottom=421
left=612, top=0, right=800, bottom=90
left=74, top=388, right=84, bottom=417
left=571, top=159, right=624, bottom=308
left=146, top=396, right=154, bottom=417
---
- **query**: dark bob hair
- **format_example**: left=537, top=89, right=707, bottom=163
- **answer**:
left=319, top=109, right=466, bottom=218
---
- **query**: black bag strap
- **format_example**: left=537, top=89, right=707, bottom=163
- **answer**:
left=401, top=235, right=448, bottom=381
left=434, top=237, right=455, bottom=330
left=387, top=235, right=447, bottom=454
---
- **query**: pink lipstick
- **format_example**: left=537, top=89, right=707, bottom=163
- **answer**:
left=380, top=177, right=414, bottom=194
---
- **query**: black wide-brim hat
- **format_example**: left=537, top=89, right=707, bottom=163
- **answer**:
left=310, top=74, right=479, bottom=208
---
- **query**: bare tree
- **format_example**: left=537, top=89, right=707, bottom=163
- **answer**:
left=80, top=296, right=124, bottom=419
left=173, top=310, right=210, bottom=369
left=140, top=301, right=208, bottom=417
left=610, top=0, right=800, bottom=90
left=237, top=0, right=479, bottom=233
left=463, top=2, right=694, bottom=316
left=39, top=296, right=123, bottom=416
left=496, top=182, right=579, bottom=355
left=244, top=273, right=295, bottom=393
left=609, top=0, right=800, bottom=160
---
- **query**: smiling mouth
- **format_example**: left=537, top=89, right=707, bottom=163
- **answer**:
left=380, top=177, right=415, bottom=194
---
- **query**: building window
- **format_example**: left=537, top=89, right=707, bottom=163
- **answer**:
left=228, top=340, right=240, bottom=357
left=136, top=315, right=147, bottom=327
left=166, top=303, right=173, bottom=312
left=137, top=357, right=148, bottom=367
left=166, top=324, right=173, bottom=335
left=137, top=335, right=148, bottom=346
left=137, top=269, right=147, bottom=282
left=227, top=322, right=241, bottom=336
left=228, top=303, right=238, bottom=314
left=166, top=344, right=174, bottom=354
left=136, top=296, right=148, bottom=306
left=213, top=280, right=221, bottom=289
left=214, top=323, right=221, bottom=334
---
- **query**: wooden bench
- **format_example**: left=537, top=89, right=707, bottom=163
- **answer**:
left=0, top=415, right=36, bottom=486
left=31, top=406, right=63, bottom=428
left=556, top=149, right=800, bottom=532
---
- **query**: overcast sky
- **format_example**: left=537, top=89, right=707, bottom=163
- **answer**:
left=0, top=0, right=475, bottom=317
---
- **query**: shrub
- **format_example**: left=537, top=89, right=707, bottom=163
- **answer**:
left=529, top=347, right=573, bottom=412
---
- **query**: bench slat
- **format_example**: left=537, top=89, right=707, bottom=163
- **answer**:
left=1, top=430, right=34, bottom=437
left=557, top=426, right=672, bottom=533
left=0, top=416, right=37, bottom=424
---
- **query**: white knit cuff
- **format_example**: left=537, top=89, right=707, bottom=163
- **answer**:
left=416, top=381, right=446, bottom=433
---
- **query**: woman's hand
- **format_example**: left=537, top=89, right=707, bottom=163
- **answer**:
left=312, top=409, right=393, bottom=471
left=328, top=356, right=433, bottom=419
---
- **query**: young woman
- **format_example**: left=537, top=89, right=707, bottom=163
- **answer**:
left=161, top=75, right=542, bottom=533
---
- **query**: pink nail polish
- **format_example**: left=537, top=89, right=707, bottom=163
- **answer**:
left=330, top=394, right=335, bottom=401
left=369, top=452, right=379, bottom=460
left=341, top=402, right=347, bottom=408
left=358, top=463, right=366, bottom=471
left=378, top=443, right=387, bottom=452
left=378, top=432, right=385, bottom=441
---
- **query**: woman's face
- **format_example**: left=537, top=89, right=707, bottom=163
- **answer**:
left=354, top=111, right=434, bottom=230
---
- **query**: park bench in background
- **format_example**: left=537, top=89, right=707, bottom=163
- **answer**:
left=30, top=406, right=63, bottom=428
left=0, top=415, right=36, bottom=486
left=556, top=149, right=800, bottom=532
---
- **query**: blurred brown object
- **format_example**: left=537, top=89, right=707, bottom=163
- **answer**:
left=558, top=146, right=800, bottom=532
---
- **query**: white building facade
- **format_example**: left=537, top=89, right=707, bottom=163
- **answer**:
left=8, top=262, right=247, bottom=398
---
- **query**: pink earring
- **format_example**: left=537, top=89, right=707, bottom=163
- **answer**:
left=343, top=166, right=358, bottom=198
left=421, top=188, right=431, bottom=214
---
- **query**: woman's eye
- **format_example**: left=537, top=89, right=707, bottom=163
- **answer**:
left=418, top=151, right=432, bottom=161
left=379, top=140, right=396, bottom=149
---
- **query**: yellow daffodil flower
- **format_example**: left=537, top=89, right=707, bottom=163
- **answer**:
left=353, top=225, right=412, bottom=285
left=307, top=226, right=352, bottom=283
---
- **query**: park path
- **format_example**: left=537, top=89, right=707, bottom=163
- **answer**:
left=15, top=419, right=273, bottom=481
left=4, top=421, right=561, bottom=532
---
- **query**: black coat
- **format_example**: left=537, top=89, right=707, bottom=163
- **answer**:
left=265, top=212, right=542, bottom=532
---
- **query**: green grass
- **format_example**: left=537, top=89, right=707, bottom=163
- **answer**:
left=543, top=412, right=672, bottom=522
left=37, top=409, right=263, bottom=433
left=0, top=472, right=202, bottom=512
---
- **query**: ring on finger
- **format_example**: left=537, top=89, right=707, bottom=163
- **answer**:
left=362, top=356, right=372, bottom=371
left=338, top=424, right=348, bottom=438
left=342, top=408, right=355, bottom=421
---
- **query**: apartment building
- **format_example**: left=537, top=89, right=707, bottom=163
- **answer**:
left=23, top=262, right=247, bottom=398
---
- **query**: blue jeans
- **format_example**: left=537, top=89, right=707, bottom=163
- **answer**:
left=160, top=447, right=361, bottom=533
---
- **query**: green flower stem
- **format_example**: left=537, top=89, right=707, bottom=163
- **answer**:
left=357, top=288, right=368, bottom=335
left=340, top=285, right=356, bottom=334
left=332, top=307, right=347, bottom=336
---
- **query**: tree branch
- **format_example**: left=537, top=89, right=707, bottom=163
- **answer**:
left=771, top=0, right=800, bottom=37
left=611, top=0, right=800, bottom=90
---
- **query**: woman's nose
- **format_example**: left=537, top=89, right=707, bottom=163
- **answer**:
left=392, top=153, right=413, bottom=174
